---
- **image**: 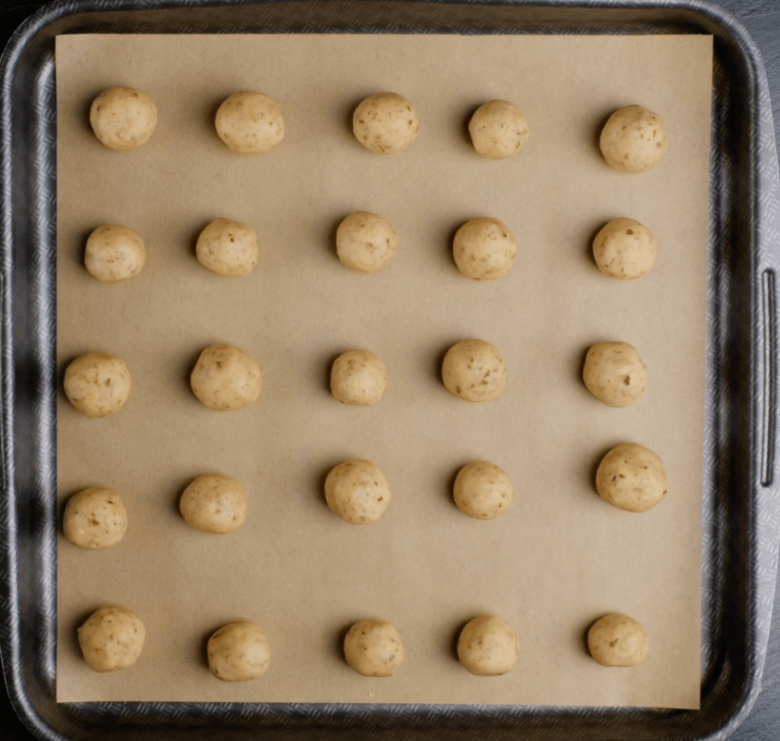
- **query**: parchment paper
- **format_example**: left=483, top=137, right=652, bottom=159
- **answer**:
left=55, top=33, right=713, bottom=708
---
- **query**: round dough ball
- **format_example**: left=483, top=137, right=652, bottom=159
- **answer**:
left=352, top=93, right=420, bottom=155
left=196, top=218, right=259, bottom=278
left=190, top=344, right=262, bottom=412
left=64, top=353, right=132, bottom=418
left=330, top=349, right=387, bottom=406
left=63, top=487, right=128, bottom=549
left=343, top=620, right=404, bottom=677
left=89, top=87, right=157, bottom=153
left=336, top=212, right=398, bottom=274
left=215, top=91, right=285, bottom=155
left=582, top=342, right=647, bottom=408
left=325, top=459, right=391, bottom=524
left=596, top=443, right=669, bottom=513
left=457, top=615, right=521, bottom=676
left=77, top=606, right=145, bottom=672
left=599, top=105, right=668, bottom=173
left=592, top=218, right=657, bottom=280
left=85, top=225, right=146, bottom=283
left=588, top=613, right=649, bottom=667
left=453, top=217, right=517, bottom=281
left=180, top=473, right=247, bottom=533
left=207, top=621, right=271, bottom=681
left=442, top=339, right=507, bottom=403
left=468, top=100, right=530, bottom=159
left=453, top=461, right=513, bottom=520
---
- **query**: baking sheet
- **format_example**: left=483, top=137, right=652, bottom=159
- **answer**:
left=55, top=33, right=712, bottom=708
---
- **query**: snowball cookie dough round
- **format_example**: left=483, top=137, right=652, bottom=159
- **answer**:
left=588, top=613, right=649, bottom=667
left=599, top=105, right=668, bottom=173
left=190, top=344, right=262, bottom=412
left=453, top=217, right=517, bottom=281
left=457, top=615, right=521, bottom=676
left=442, top=339, right=508, bottom=403
left=180, top=473, right=248, bottom=533
left=64, top=353, right=132, bottom=418
left=196, top=218, right=259, bottom=277
left=453, top=461, right=513, bottom=520
left=582, top=342, right=647, bottom=408
left=325, top=459, right=391, bottom=524
left=77, top=606, right=145, bottom=672
left=344, top=620, right=404, bottom=677
left=336, top=212, right=398, bottom=274
left=352, top=93, right=420, bottom=155
left=215, top=91, right=285, bottom=155
left=63, top=487, right=128, bottom=549
left=469, top=100, right=530, bottom=160
left=592, top=218, right=657, bottom=280
left=84, top=225, right=146, bottom=283
left=207, top=621, right=271, bottom=681
left=89, top=87, right=157, bottom=153
left=596, top=443, right=669, bottom=513
left=330, top=349, right=388, bottom=406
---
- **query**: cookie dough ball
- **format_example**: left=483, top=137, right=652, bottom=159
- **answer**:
left=63, top=487, right=128, bottom=549
left=190, top=344, right=262, bottom=412
left=442, top=339, right=507, bottom=403
left=64, top=353, right=131, bottom=418
left=453, top=461, right=513, bottom=520
left=77, top=606, right=145, bottom=672
left=85, top=225, right=146, bottom=283
left=196, top=218, right=259, bottom=278
left=453, top=217, right=517, bottom=281
left=180, top=473, right=247, bottom=533
left=599, top=105, right=668, bottom=173
left=588, top=613, right=649, bottom=667
left=353, top=93, right=420, bottom=155
left=215, top=91, right=284, bottom=155
left=592, top=218, right=657, bottom=280
left=469, top=100, right=530, bottom=159
left=457, top=615, right=521, bottom=676
left=596, top=443, right=669, bottom=513
left=344, top=620, right=404, bottom=677
left=89, top=87, right=157, bottom=153
left=336, top=212, right=398, bottom=274
left=207, top=621, right=271, bottom=681
left=325, top=459, right=391, bottom=524
left=582, top=342, right=647, bottom=408
left=330, top=349, right=387, bottom=406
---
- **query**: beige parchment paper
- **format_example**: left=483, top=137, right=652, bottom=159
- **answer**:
left=55, top=33, right=713, bottom=708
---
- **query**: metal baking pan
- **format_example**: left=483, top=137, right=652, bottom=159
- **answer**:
left=2, top=0, right=780, bottom=738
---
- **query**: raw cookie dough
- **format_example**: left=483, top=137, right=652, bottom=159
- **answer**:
left=343, top=620, right=404, bottom=677
left=85, top=225, right=146, bottom=283
left=64, top=352, right=131, bottom=418
left=63, top=487, right=127, bottom=549
left=453, top=461, right=513, bottom=520
left=596, top=443, right=669, bottom=513
left=352, top=93, right=420, bottom=155
left=582, top=342, right=647, bottom=408
left=453, top=217, right=517, bottom=281
left=215, top=91, right=285, bottom=155
left=190, top=344, right=262, bottom=412
left=207, top=621, right=271, bottom=681
left=336, top=212, right=398, bottom=274
left=196, top=218, right=259, bottom=277
left=468, top=100, right=530, bottom=159
left=180, top=473, right=248, bottom=533
left=442, top=339, right=507, bottom=402
left=77, top=606, right=145, bottom=672
left=592, top=218, right=657, bottom=280
left=588, top=613, right=649, bottom=667
left=89, top=87, right=157, bottom=152
left=325, top=459, right=391, bottom=524
left=457, top=615, right=521, bottom=676
left=330, top=349, right=387, bottom=406
left=599, top=105, right=668, bottom=173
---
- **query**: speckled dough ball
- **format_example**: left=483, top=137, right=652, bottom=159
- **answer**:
left=453, top=461, right=513, bottom=520
left=457, top=615, right=521, bottom=676
left=582, top=342, right=647, bottom=408
left=180, top=473, right=248, bottom=533
left=592, top=218, right=657, bottom=280
left=64, top=352, right=132, bottom=418
left=325, top=459, right=391, bottom=524
left=336, top=212, right=398, bottom=274
left=196, top=218, right=259, bottom=278
left=469, top=100, right=530, bottom=159
left=599, top=105, right=668, bottom=173
left=207, top=621, right=271, bottom=681
left=353, top=93, right=420, bottom=155
left=344, top=620, right=404, bottom=677
left=85, top=225, right=146, bottom=283
left=89, top=87, right=157, bottom=152
left=596, top=443, right=669, bottom=513
left=77, top=606, right=145, bottom=672
left=453, top=217, right=517, bottom=281
left=588, top=613, right=649, bottom=667
left=442, top=339, right=507, bottom=403
left=190, top=344, right=262, bottom=412
left=215, top=91, right=285, bottom=155
left=330, top=349, right=387, bottom=406
left=63, top=487, right=128, bottom=549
